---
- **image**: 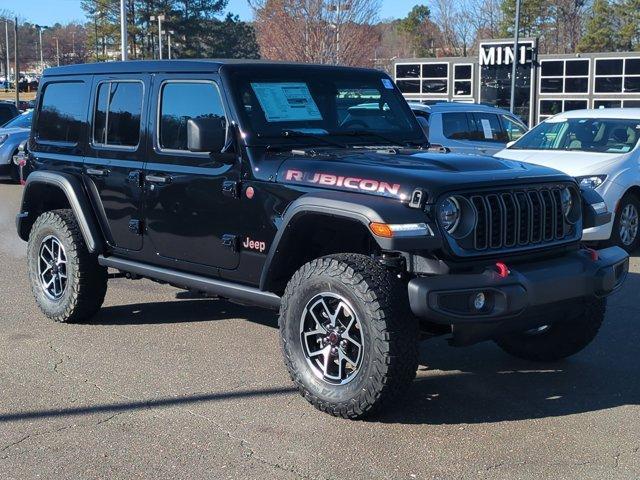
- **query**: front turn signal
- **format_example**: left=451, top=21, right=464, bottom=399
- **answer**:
left=369, top=222, right=393, bottom=238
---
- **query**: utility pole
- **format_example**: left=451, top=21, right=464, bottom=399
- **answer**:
left=4, top=19, right=10, bottom=90
left=509, top=0, right=521, bottom=115
left=93, top=12, right=99, bottom=61
left=328, top=1, right=350, bottom=65
left=151, top=14, right=165, bottom=59
left=120, top=0, right=128, bottom=60
left=14, top=17, right=19, bottom=108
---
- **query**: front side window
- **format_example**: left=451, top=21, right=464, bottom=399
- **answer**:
left=512, top=118, right=640, bottom=153
left=38, top=82, right=87, bottom=143
left=501, top=115, right=527, bottom=141
left=2, top=110, right=32, bottom=129
left=93, top=81, right=143, bottom=148
left=442, top=112, right=471, bottom=140
left=159, top=81, right=226, bottom=151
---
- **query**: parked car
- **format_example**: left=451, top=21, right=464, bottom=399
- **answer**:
left=17, top=60, right=627, bottom=419
left=0, top=109, right=32, bottom=182
left=0, top=101, right=19, bottom=125
left=496, top=108, right=640, bottom=252
left=408, top=101, right=528, bottom=155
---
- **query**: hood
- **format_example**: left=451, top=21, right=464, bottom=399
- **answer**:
left=0, top=127, right=29, bottom=136
left=274, top=148, right=571, bottom=202
left=495, top=148, right=627, bottom=177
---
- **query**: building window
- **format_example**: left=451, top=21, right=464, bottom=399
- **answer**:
left=422, top=62, right=448, bottom=95
left=594, top=58, right=640, bottom=94
left=623, top=100, right=640, bottom=108
left=594, top=99, right=622, bottom=109
left=395, top=64, right=420, bottom=78
left=453, top=63, right=473, bottom=97
left=396, top=80, right=420, bottom=94
left=539, top=98, right=588, bottom=123
left=540, top=59, right=589, bottom=95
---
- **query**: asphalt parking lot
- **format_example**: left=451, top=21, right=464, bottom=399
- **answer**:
left=0, top=182, right=639, bottom=480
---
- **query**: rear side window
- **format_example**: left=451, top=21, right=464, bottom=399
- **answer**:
left=93, top=81, right=143, bottom=148
left=469, top=113, right=506, bottom=142
left=442, top=112, right=471, bottom=140
left=37, top=82, right=87, bottom=144
left=159, top=81, right=226, bottom=151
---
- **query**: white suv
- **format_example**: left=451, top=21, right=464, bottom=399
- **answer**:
left=496, top=108, right=640, bottom=252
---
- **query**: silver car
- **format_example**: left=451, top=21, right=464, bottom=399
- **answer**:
left=0, top=110, right=32, bottom=182
left=408, top=102, right=528, bottom=155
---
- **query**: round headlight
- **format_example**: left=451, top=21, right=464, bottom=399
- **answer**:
left=561, top=187, right=573, bottom=216
left=439, top=196, right=460, bottom=233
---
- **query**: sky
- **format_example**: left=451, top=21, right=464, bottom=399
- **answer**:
left=1, top=0, right=420, bottom=25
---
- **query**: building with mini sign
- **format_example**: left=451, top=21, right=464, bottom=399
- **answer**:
left=393, top=39, right=640, bottom=126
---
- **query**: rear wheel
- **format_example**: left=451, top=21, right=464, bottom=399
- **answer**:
left=27, top=209, right=108, bottom=323
left=494, top=297, right=606, bottom=362
left=279, top=253, right=418, bottom=419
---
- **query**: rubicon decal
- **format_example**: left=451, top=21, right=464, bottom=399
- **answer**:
left=285, top=169, right=401, bottom=196
left=243, top=237, right=267, bottom=253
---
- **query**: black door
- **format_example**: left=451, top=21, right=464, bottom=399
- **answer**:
left=143, top=75, right=241, bottom=269
left=84, top=76, right=148, bottom=251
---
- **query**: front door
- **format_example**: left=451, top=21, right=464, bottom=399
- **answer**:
left=143, top=75, right=241, bottom=270
left=84, top=76, right=149, bottom=251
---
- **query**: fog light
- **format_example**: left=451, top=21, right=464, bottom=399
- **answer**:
left=473, top=292, right=486, bottom=310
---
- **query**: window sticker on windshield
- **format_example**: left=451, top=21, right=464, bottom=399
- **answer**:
left=250, top=82, right=322, bottom=122
left=381, top=78, right=394, bottom=89
left=480, top=118, right=493, bottom=139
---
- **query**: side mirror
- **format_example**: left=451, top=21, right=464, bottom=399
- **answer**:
left=187, top=117, right=226, bottom=153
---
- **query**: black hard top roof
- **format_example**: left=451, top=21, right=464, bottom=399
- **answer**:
left=43, top=59, right=380, bottom=77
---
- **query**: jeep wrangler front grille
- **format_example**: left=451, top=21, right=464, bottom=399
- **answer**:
left=444, top=184, right=580, bottom=257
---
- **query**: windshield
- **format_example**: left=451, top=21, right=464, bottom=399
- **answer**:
left=2, top=110, right=32, bottom=129
left=225, top=66, right=426, bottom=147
left=511, top=117, right=640, bottom=153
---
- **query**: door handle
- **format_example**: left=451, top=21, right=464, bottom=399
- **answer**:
left=145, top=174, right=172, bottom=184
left=85, top=167, right=109, bottom=177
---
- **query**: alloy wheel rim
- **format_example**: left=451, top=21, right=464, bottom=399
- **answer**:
left=299, top=292, right=364, bottom=385
left=38, top=235, right=68, bottom=300
left=619, top=203, right=639, bottom=246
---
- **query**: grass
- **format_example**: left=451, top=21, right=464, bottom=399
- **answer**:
left=0, top=90, right=36, bottom=102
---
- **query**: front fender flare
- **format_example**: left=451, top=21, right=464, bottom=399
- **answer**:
left=259, top=190, right=440, bottom=291
left=17, top=170, right=104, bottom=253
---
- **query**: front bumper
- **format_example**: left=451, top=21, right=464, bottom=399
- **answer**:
left=408, top=247, right=628, bottom=344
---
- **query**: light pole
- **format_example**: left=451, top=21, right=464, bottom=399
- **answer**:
left=150, top=14, right=165, bottom=59
left=35, top=24, right=48, bottom=72
left=120, top=0, right=128, bottom=60
left=327, top=1, right=350, bottom=65
left=167, top=30, right=174, bottom=59
left=4, top=19, right=10, bottom=89
left=53, top=36, right=59, bottom=66
left=509, top=0, right=521, bottom=115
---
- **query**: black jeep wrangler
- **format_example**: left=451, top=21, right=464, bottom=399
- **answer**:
left=17, top=61, right=628, bottom=419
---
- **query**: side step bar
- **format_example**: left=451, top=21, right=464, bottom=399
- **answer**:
left=98, top=256, right=281, bottom=310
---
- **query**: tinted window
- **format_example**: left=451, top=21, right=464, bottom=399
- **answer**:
left=596, top=59, right=623, bottom=76
left=541, top=61, right=563, bottom=77
left=442, top=112, right=471, bottom=140
left=1, top=110, right=32, bottom=128
left=396, top=80, right=420, bottom=93
left=540, top=100, right=562, bottom=116
left=422, top=63, right=448, bottom=78
left=422, top=79, right=447, bottom=94
left=501, top=115, right=527, bottom=141
left=565, top=100, right=588, bottom=111
left=160, top=82, right=226, bottom=151
left=595, top=77, right=623, bottom=93
left=454, top=81, right=471, bottom=96
left=565, top=77, right=588, bottom=93
left=594, top=100, right=622, bottom=109
left=454, top=65, right=472, bottom=80
left=624, top=77, right=640, bottom=93
left=37, top=82, right=87, bottom=143
left=566, top=60, right=589, bottom=76
left=626, top=59, right=640, bottom=75
left=541, top=78, right=563, bottom=93
left=396, top=64, right=420, bottom=78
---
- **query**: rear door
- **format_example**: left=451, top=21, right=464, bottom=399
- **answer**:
left=467, top=112, right=507, bottom=155
left=84, top=75, right=149, bottom=251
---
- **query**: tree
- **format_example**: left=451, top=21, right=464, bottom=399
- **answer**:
left=249, top=0, right=381, bottom=67
left=499, top=0, right=550, bottom=38
left=578, top=0, right=617, bottom=52
left=615, top=0, right=640, bottom=51
left=397, top=4, right=436, bottom=57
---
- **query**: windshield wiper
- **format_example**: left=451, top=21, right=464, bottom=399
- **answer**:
left=338, top=130, right=427, bottom=148
left=258, top=130, right=349, bottom=150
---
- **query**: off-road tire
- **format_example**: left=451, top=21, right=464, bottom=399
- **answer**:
left=27, top=209, right=108, bottom=323
left=279, top=253, right=419, bottom=419
left=494, top=297, right=606, bottom=362
left=610, top=193, right=640, bottom=253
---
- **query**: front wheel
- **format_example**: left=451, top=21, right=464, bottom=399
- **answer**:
left=610, top=193, right=640, bottom=253
left=494, top=297, right=606, bottom=362
left=279, top=253, right=419, bottom=419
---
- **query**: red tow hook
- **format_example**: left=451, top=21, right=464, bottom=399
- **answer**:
left=495, top=261, right=510, bottom=278
left=582, top=246, right=599, bottom=261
